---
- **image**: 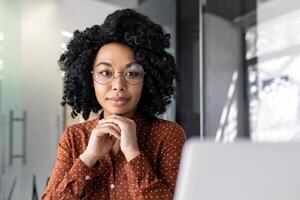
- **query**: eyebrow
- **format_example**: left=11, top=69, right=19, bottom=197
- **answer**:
left=94, top=61, right=139, bottom=68
left=94, top=61, right=111, bottom=68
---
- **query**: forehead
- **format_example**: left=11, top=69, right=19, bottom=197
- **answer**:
left=94, top=42, right=136, bottom=63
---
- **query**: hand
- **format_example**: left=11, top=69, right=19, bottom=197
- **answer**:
left=99, top=115, right=141, bottom=162
left=80, top=121, right=121, bottom=167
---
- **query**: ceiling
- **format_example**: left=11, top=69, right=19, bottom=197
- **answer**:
left=92, top=0, right=146, bottom=8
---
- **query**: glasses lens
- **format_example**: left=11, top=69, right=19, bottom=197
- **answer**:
left=92, top=63, right=145, bottom=85
left=124, top=63, right=145, bottom=84
left=93, top=68, right=114, bottom=84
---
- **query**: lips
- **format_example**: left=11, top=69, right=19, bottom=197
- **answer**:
left=107, top=97, right=130, bottom=106
left=108, top=97, right=130, bottom=101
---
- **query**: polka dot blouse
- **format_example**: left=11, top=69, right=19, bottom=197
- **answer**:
left=42, top=115, right=186, bottom=200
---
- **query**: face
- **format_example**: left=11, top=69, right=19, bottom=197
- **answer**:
left=92, top=42, right=144, bottom=118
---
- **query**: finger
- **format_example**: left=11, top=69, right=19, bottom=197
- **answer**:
left=97, top=125, right=121, bottom=140
left=100, top=116, right=131, bottom=128
left=102, top=126, right=121, bottom=139
left=99, top=123, right=121, bottom=138
left=107, top=114, right=132, bottom=122
left=98, top=121, right=121, bottom=132
left=104, top=114, right=129, bottom=122
left=109, top=134, right=117, bottom=144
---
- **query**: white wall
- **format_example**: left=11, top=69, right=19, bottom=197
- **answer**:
left=20, top=0, right=63, bottom=198
left=63, top=0, right=122, bottom=32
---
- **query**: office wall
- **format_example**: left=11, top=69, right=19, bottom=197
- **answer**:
left=63, top=0, right=121, bottom=32
left=20, top=0, right=63, bottom=198
left=204, top=13, right=246, bottom=139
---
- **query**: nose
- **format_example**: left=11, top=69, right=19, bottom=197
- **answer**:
left=112, top=73, right=127, bottom=91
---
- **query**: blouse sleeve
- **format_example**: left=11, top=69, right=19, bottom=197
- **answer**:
left=41, top=128, right=105, bottom=200
left=124, top=123, right=186, bottom=200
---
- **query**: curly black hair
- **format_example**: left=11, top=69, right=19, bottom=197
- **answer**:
left=59, top=8, right=177, bottom=122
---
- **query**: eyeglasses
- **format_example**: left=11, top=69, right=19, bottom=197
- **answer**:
left=91, top=63, right=145, bottom=85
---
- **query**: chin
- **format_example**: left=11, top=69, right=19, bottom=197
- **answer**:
left=106, top=108, right=132, bottom=116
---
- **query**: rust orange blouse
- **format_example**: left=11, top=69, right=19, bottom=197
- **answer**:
left=42, top=115, right=186, bottom=200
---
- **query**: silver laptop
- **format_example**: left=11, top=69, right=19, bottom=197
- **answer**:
left=174, top=138, right=300, bottom=200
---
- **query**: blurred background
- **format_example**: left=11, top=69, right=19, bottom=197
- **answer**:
left=0, top=0, right=300, bottom=199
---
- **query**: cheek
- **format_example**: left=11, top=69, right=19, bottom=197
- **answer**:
left=135, top=84, right=144, bottom=99
left=94, top=84, right=108, bottom=100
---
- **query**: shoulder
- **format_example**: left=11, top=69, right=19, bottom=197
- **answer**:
left=151, top=118, right=186, bottom=140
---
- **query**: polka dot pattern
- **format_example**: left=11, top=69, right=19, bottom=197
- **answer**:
left=41, top=116, right=186, bottom=200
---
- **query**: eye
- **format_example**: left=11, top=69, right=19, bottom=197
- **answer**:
left=125, top=70, right=143, bottom=78
left=98, top=70, right=113, bottom=77
left=125, top=63, right=144, bottom=77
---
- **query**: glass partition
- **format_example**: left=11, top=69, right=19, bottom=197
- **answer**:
left=203, top=0, right=300, bottom=142
left=247, top=0, right=300, bottom=142
left=0, top=0, right=23, bottom=199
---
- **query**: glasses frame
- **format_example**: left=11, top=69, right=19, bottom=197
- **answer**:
left=91, top=65, right=145, bottom=85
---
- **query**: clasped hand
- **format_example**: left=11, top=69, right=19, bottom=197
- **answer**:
left=80, top=115, right=140, bottom=167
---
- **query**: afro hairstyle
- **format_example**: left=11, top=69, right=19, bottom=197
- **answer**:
left=59, top=8, right=177, bottom=122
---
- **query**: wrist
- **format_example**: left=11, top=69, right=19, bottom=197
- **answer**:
left=124, top=149, right=141, bottom=162
left=80, top=152, right=98, bottom=168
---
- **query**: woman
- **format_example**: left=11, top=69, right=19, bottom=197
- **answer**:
left=42, top=8, right=186, bottom=200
